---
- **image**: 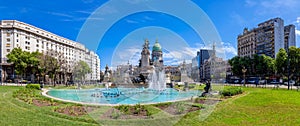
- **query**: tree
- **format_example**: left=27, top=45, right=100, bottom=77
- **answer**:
left=229, top=54, right=275, bottom=79
left=7, top=48, right=41, bottom=81
left=37, top=53, right=60, bottom=86
left=73, top=60, right=91, bottom=87
left=228, top=56, right=243, bottom=77
left=288, top=46, right=299, bottom=79
left=263, top=55, right=275, bottom=76
left=7, top=48, right=28, bottom=79
left=275, top=48, right=288, bottom=77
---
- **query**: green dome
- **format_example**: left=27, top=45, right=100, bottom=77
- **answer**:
left=152, top=41, right=162, bottom=51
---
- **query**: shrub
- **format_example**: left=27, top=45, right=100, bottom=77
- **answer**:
left=115, top=105, right=130, bottom=114
left=220, top=87, right=243, bottom=96
left=26, top=84, right=41, bottom=90
left=111, top=109, right=121, bottom=119
left=175, top=102, right=185, bottom=114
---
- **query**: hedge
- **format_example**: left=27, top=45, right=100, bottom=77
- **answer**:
left=220, top=87, right=243, bottom=96
left=25, top=84, right=41, bottom=90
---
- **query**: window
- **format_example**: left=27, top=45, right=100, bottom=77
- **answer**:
left=17, top=39, right=19, bottom=42
left=6, top=49, right=10, bottom=52
left=6, top=33, right=11, bottom=36
left=25, top=46, right=30, bottom=50
left=36, top=44, right=39, bottom=47
left=6, top=43, right=11, bottom=47
left=6, top=38, right=10, bottom=42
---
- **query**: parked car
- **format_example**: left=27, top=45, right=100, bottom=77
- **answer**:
left=270, top=80, right=280, bottom=84
left=284, top=80, right=295, bottom=85
left=247, top=80, right=256, bottom=84
left=233, top=79, right=240, bottom=84
left=241, top=80, right=245, bottom=84
left=259, top=80, right=266, bottom=84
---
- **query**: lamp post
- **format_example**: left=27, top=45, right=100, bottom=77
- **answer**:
left=242, top=66, right=247, bottom=87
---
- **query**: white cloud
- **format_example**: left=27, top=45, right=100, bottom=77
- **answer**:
left=82, top=0, right=94, bottom=3
left=144, top=16, right=154, bottom=21
left=75, top=10, right=92, bottom=14
left=261, top=0, right=298, bottom=9
left=48, top=12, right=73, bottom=18
left=247, top=0, right=299, bottom=15
left=20, top=8, right=29, bottom=13
left=296, top=29, right=300, bottom=36
left=118, top=47, right=141, bottom=60
left=245, top=0, right=257, bottom=7
left=96, top=5, right=119, bottom=15
left=296, top=17, right=300, bottom=26
left=125, top=19, right=139, bottom=24
left=230, top=12, right=246, bottom=26
left=221, top=42, right=238, bottom=55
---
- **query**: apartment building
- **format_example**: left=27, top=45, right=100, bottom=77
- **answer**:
left=237, top=28, right=256, bottom=57
left=0, top=20, right=100, bottom=82
left=284, top=24, right=296, bottom=51
left=237, top=18, right=295, bottom=58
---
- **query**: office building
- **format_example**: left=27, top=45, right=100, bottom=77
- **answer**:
left=237, top=18, right=295, bottom=58
left=0, top=20, right=100, bottom=82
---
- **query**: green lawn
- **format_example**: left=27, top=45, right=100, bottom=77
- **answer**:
left=1, top=86, right=300, bottom=125
left=176, top=88, right=300, bottom=126
left=0, top=86, right=98, bottom=126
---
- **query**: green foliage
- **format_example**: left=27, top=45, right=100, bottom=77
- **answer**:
left=220, top=87, right=243, bottom=96
left=114, top=104, right=156, bottom=117
left=175, top=102, right=185, bottom=114
left=111, top=109, right=121, bottom=119
left=115, top=105, right=130, bottom=114
left=12, top=88, right=40, bottom=102
left=229, top=54, right=276, bottom=77
left=7, top=48, right=41, bottom=77
left=275, top=48, right=288, bottom=76
left=154, top=102, right=172, bottom=107
left=73, top=60, right=92, bottom=81
left=25, top=84, right=41, bottom=90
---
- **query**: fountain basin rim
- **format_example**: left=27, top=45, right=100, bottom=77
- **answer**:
left=42, top=88, right=199, bottom=106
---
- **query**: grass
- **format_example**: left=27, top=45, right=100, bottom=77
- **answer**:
left=1, top=86, right=300, bottom=125
left=0, top=86, right=98, bottom=126
left=176, top=87, right=300, bottom=126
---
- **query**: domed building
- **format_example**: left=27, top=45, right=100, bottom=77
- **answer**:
left=138, top=39, right=164, bottom=77
left=152, top=40, right=163, bottom=67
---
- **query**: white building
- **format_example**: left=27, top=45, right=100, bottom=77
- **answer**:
left=0, top=20, right=100, bottom=82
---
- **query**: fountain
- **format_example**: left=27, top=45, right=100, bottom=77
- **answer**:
left=46, top=40, right=201, bottom=105
left=148, top=66, right=166, bottom=91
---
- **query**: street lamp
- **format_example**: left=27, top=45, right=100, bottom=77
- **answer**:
left=242, top=66, right=247, bottom=87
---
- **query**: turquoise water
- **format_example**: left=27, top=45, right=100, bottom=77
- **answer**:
left=47, top=88, right=201, bottom=105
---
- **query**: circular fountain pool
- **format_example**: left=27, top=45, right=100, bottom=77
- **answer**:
left=46, top=88, right=200, bottom=105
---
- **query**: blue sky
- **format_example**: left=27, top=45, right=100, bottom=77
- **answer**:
left=1, top=0, right=300, bottom=70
